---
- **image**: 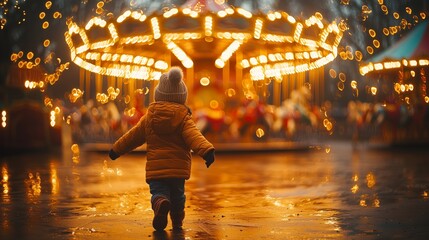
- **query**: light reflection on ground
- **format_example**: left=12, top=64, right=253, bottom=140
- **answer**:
left=1, top=141, right=429, bottom=239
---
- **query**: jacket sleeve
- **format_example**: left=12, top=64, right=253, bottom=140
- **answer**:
left=182, top=114, right=214, bottom=157
left=112, top=115, right=147, bottom=156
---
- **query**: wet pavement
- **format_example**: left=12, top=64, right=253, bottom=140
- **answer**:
left=1, top=141, right=429, bottom=240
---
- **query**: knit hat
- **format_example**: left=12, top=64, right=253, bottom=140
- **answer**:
left=154, top=67, right=188, bottom=104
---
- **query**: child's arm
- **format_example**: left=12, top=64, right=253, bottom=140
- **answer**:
left=182, top=114, right=215, bottom=162
left=110, top=115, right=147, bottom=159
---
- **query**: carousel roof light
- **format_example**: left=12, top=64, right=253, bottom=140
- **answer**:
left=65, top=0, right=344, bottom=81
left=359, top=21, right=429, bottom=76
left=359, top=58, right=429, bottom=76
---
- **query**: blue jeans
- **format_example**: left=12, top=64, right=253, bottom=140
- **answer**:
left=148, top=178, right=186, bottom=213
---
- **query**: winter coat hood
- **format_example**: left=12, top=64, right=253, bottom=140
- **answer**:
left=148, top=101, right=190, bottom=135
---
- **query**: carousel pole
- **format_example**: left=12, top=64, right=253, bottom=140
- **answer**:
left=79, top=68, right=84, bottom=93
left=273, top=79, right=281, bottom=106
left=319, top=67, right=325, bottom=105
left=282, top=75, right=289, bottom=101
left=290, top=73, right=296, bottom=97
left=236, top=49, right=243, bottom=94
left=117, top=77, right=123, bottom=99
left=138, top=78, right=144, bottom=108
left=108, top=76, right=113, bottom=89
left=314, top=70, right=319, bottom=105
left=96, top=60, right=102, bottom=97
left=85, top=70, right=91, bottom=102
left=309, top=69, right=315, bottom=105
left=298, top=71, right=304, bottom=90
left=128, top=78, right=135, bottom=107
left=223, top=59, right=230, bottom=90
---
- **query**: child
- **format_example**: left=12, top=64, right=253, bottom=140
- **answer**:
left=108, top=66, right=215, bottom=231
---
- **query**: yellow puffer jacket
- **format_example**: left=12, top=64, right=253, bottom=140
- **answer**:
left=112, top=101, right=214, bottom=182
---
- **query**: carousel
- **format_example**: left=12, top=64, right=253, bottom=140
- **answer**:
left=63, top=0, right=344, bottom=143
left=358, top=20, right=429, bottom=144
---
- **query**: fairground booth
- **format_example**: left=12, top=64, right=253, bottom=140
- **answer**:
left=358, top=20, right=429, bottom=144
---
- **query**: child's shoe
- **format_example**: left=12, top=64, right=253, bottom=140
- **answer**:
left=152, top=196, right=171, bottom=231
left=170, top=210, right=185, bottom=230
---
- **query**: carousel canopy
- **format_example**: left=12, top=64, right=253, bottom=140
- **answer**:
left=65, top=0, right=343, bottom=81
left=360, top=20, right=429, bottom=76
left=370, top=20, right=429, bottom=62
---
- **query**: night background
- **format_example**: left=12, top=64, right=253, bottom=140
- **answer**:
left=1, top=1, right=429, bottom=239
